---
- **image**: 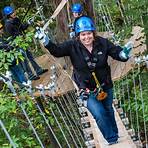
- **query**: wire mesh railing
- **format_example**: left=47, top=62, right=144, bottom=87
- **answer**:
left=114, top=55, right=148, bottom=148
left=0, top=63, right=96, bottom=147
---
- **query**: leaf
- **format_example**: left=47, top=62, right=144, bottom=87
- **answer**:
left=4, top=63, right=9, bottom=70
left=10, top=55, right=15, bottom=61
left=7, top=52, right=11, bottom=58
left=0, top=62, right=2, bottom=67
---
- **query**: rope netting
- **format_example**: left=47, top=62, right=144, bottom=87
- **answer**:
left=94, top=1, right=148, bottom=147
left=0, top=65, right=92, bottom=147
left=113, top=56, right=148, bottom=148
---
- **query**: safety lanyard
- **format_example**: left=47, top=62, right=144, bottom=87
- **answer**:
left=92, top=71, right=101, bottom=89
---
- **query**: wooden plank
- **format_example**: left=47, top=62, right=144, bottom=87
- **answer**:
left=87, top=107, right=136, bottom=148
left=32, top=54, right=74, bottom=94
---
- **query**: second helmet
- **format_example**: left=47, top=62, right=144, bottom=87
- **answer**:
left=71, top=3, right=83, bottom=13
left=3, top=6, right=14, bottom=16
left=75, top=16, right=96, bottom=35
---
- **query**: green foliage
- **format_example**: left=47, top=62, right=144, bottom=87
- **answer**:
left=0, top=49, right=23, bottom=72
left=0, top=90, right=47, bottom=147
left=0, top=87, right=83, bottom=147
left=114, top=68, right=148, bottom=136
left=95, top=0, right=147, bottom=46
left=13, top=31, right=34, bottom=50
left=0, top=31, right=34, bottom=73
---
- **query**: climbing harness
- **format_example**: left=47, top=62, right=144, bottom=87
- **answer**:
left=81, top=48, right=107, bottom=101
left=2, top=0, right=148, bottom=147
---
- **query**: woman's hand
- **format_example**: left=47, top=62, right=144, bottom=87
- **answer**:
left=119, top=41, right=134, bottom=59
left=34, top=27, right=50, bottom=46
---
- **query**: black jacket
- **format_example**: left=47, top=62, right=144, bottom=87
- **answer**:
left=4, top=17, right=28, bottom=37
left=45, top=36, right=127, bottom=90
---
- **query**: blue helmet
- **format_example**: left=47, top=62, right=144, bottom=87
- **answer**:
left=75, top=16, right=96, bottom=35
left=71, top=3, right=83, bottom=13
left=3, top=6, right=14, bottom=16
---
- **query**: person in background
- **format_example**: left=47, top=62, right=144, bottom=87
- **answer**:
left=35, top=16, right=133, bottom=145
left=3, top=6, right=48, bottom=80
left=69, top=3, right=83, bottom=39
left=0, top=22, right=27, bottom=83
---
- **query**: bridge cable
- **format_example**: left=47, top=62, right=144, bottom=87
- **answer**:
left=0, top=120, right=17, bottom=148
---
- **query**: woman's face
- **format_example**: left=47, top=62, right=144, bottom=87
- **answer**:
left=10, top=11, right=16, bottom=19
left=73, top=12, right=79, bottom=18
left=79, top=31, right=94, bottom=46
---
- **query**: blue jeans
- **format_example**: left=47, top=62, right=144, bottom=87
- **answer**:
left=9, top=64, right=27, bottom=83
left=87, top=88, right=118, bottom=143
left=19, top=48, right=42, bottom=76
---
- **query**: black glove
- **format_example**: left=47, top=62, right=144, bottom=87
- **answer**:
left=79, top=89, right=90, bottom=100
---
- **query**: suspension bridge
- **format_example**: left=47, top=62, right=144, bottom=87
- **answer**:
left=0, top=0, right=148, bottom=147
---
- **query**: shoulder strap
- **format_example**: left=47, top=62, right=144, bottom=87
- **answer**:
left=81, top=47, right=99, bottom=72
left=80, top=47, right=103, bottom=89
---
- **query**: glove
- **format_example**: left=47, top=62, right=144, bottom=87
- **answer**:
left=34, top=27, right=50, bottom=46
left=79, top=89, right=90, bottom=107
left=68, top=24, right=74, bottom=29
left=27, top=18, right=34, bottom=25
left=69, top=31, right=75, bottom=38
left=79, top=89, right=90, bottom=101
left=119, top=41, right=134, bottom=59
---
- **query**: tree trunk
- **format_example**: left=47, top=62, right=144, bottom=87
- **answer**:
left=52, top=0, right=72, bottom=71
left=142, top=14, right=148, bottom=52
left=53, top=0, right=69, bottom=42
left=83, top=0, right=95, bottom=19
left=0, top=81, right=4, bottom=91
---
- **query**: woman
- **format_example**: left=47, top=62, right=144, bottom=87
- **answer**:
left=36, top=16, right=133, bottom=145
left=69, top=3, right=83, bottom=39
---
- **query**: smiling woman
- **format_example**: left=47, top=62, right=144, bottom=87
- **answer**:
left=75, top=16, right=95, bottom=52
left=35, top=15, right=133, bottom=145
left=79, top=31, right=94, bottom=52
